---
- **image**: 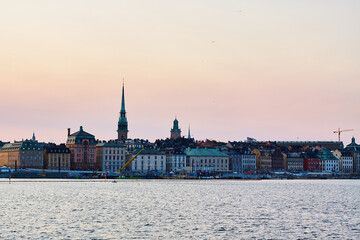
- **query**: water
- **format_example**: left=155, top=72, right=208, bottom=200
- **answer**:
left=0, top=179, right=359, bottom=239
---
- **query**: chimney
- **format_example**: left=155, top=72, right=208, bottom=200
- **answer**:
left=67, top=128, right=71, bottom=136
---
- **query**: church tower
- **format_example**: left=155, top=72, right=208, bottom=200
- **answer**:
left=117, top=83, right=128, bottom=142
left=170, top=118, right=181, bottom=140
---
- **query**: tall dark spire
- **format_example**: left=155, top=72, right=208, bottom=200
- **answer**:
left=117, top=82, right=128, bottom=142
left=121, top=82, right=126, bottom=114
left=188, top=125, right=191, bottom=139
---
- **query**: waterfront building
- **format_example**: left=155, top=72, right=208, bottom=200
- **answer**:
left=344, top=137, right=360, bottom=174
left=185, top=148, right=229, bottom=173
left=66, top=126, right=96, bottom=171
left=271, top=148, right=285, bottom=170
left=252, top=149, right=261, bottom=172
left=227, top=150, right=242, bottom=173
left=220, top=147, right=241, bottom=172
left=170, top=118, right=181, bottom=140
left=131, top=148, right=166, bottom=174
left=317, top=149, right=339, bottom=172
left=241, top=151, right=257, bottom=173
left=0, top=139, right=43, bottom=169
left=95, top=142, right=105, bottom=171
left=117, top=83, right=128, bottom=142
left=43, top=144, right=70, bottom=170
left=0, top=142, right=21, bottom=168
left=339, top=151, right=353, bottom=173
left=303, top=158, right=323, bottom=171
left=356, top=153, right=360, bottom=174
left=286, top=152, right=304, bottom=171
left=101, top=141, right=126, bottom=173
left=166, top=151, right=187, bottom=173
left=20, top=140, right=43, bottom=169
left=260, top=151, right=272, bottom=172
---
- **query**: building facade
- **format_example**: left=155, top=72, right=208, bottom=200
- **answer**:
left=0, top=140, right=43, bottom=169
left=102, top=142, right=126, bottom=173
left=0, top=142, right=22, bottom=168
left=271, top=148, right=285, bottom=170
left=66, top=126, right=96, bottom=171
left=230, top=152, right=242, bottom=173
left=317, top=150, right=339, bottom=172
left=166, top=152, right=187, bottom=173
left=260, top=151, right=272, bottom=172
left=286, top=152, right=304, bottom=172
left=131, top=148, right=166, bottom=174
left=303, top=158, right=323, bottom=171
left=19, top=140, right=43, bottom=169
left=241, top=151, right=256, bottom=173
left=185, top=148, right=229, bottom=173
left=339, top=151, right=353, bottom=173
left=43, top=144, right=71, bottom=170
left=344, top=137, right=360, bottom=174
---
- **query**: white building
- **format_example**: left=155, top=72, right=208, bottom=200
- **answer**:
left=319, top=150, right=339, bottom=172
left=131, top=148, right=166, bottom=173
left=323, top=159, right=339, bottom=172
left=166, top=153, right=187, bottom=173
left=102, top=142, right=126, bottom=173
left=241, top=152, right=256, bottom=173
left=185, top=148, right=229, bottom=173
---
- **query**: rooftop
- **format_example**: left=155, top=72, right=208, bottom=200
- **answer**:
left=185, top=148, right=229, bottom=157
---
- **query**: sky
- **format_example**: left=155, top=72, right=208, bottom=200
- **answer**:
left=0, top=0, right=359, bottom=145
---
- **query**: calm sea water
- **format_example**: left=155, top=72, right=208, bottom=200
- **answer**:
left=0, top=179, right=359, bottom=239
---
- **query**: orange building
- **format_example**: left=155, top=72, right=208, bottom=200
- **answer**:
left=0, top=140, right=43, bottom=169
left=66, top=126, right=96, bottom=171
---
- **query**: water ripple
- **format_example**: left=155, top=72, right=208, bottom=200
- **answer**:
left=0, top=179, right=359, bottom=239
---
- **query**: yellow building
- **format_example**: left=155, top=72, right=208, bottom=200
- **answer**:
left=43, top=144, right=71, bottom=170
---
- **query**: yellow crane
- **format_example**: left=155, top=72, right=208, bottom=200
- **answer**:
left=333, top=128, right=353, bottom=142
left=120, top=148, right=144, bottom=171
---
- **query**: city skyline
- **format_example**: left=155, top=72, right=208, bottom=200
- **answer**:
left=1, top=1, right=359, bottom=144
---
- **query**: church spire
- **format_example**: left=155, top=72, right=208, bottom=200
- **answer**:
left=117, top=81, right=128, bottom=142
left=121, top=81, right=126, bottom=114
left=188, top=125, right=191, bottom=139
left=170, top=117, right=181, bottom=140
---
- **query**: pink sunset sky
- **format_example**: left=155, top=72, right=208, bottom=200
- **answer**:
left=0, top=1, right=359, bottom=145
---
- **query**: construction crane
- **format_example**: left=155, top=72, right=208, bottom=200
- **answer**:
left=333, top=128, right=353, bottom=142
left=120, top=148, right=144, bottom=171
